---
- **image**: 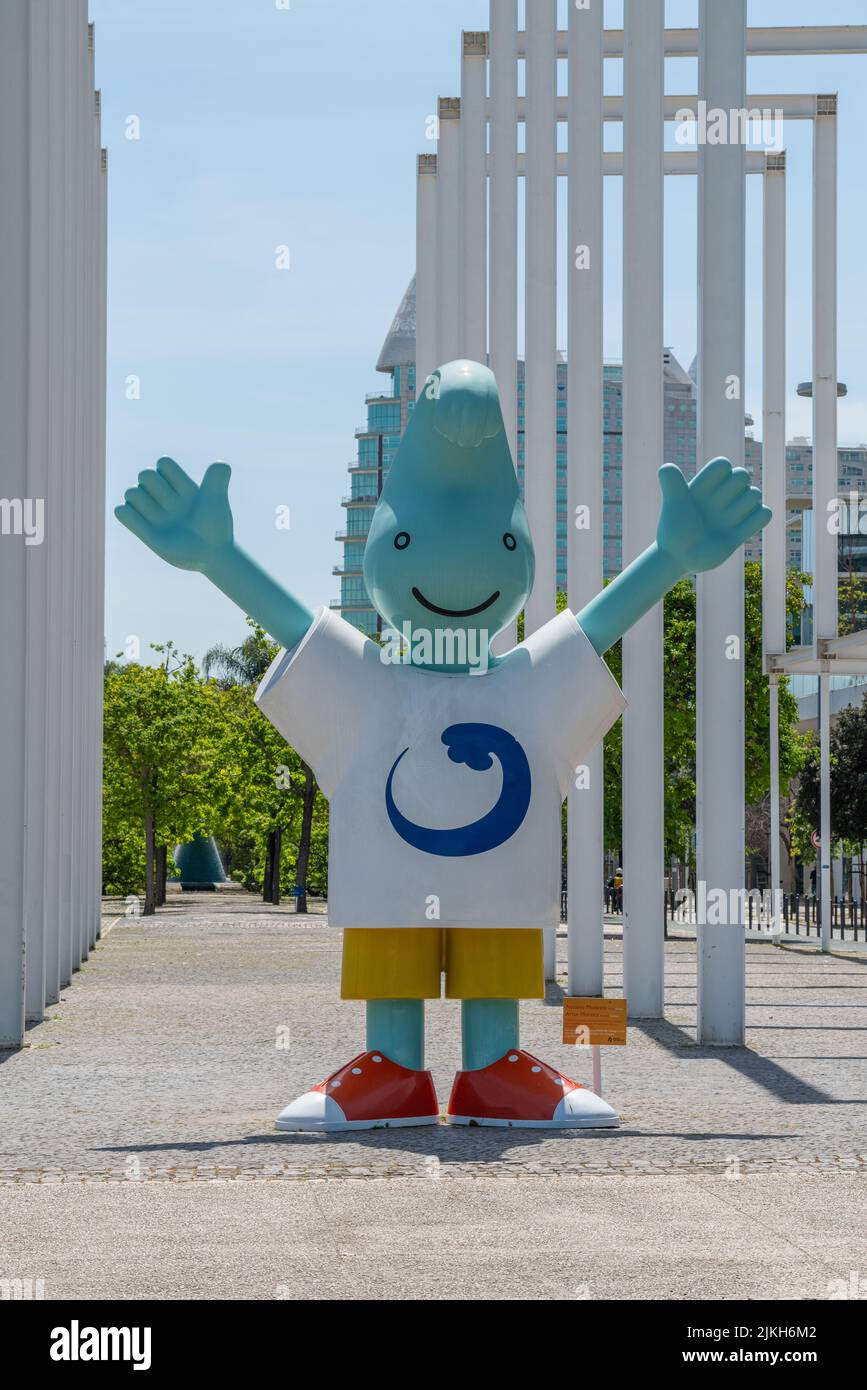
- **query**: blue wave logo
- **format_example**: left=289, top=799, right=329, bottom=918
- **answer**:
left=385, top=723, right=531, bottom=857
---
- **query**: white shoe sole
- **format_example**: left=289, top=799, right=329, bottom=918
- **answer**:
left=445, top=1114, right=620, bottom=1129
left=275, top=1114, right=441, bottom=1133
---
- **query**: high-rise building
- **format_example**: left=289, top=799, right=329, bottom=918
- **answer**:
left=333, top=279, right=417, bottom=636
left=782, top=438, right=867, bottom=574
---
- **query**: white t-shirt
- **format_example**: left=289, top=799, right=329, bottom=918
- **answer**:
left=255, top=608, right=625, bottom=930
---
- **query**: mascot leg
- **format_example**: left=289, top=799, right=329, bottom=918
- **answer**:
left=446, top=929, right=619, bottom=1129
left=275, top=928, right=440, bottom=1132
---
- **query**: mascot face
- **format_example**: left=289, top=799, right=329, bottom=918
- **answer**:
left=363, top=361, right=535, bottom=646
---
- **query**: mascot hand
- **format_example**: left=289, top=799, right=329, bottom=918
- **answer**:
left=656, top=457, right=771, bottom=576
left=115, top=458, right=234, bottom=574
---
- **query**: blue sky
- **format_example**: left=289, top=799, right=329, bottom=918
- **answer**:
left=94, top=0, right=867, bottom=665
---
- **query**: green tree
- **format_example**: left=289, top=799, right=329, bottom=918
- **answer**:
left=791, top=691, right=867, bottom=896
left=839, top=569, right=867, bottom=637
left=554, top=565, right=809, bottom=874
left=206, top=682, right=328, bottom=906
left=204, top=620, right=326, bottom=909
left=102, top=644, right=215, bottom=914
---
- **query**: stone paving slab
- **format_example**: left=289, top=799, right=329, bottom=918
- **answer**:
left=1, top=1172, right=863, bottom=1300
left=1, top=895, right=865, bottom=1183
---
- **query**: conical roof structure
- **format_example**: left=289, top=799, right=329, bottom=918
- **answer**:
left=376, top=276, right=416, bottom=372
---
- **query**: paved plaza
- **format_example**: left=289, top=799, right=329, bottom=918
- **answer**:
left=1, top=894, right=865, bottom=1300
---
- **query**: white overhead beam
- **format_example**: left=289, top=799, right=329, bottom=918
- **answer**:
left=505, top=93, right=826, bottom=122
left=820, top=629, right=867, bottom=659
left=505, top=151, right=770, bottom=175
left=768, top=656, right=867, bottom=675
left=513, top=26, right=867, bottom=58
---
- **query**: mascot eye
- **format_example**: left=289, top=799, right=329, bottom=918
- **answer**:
left=394, top=532, right=411, bottom=550
left=503, top=532, right=517, bottom=551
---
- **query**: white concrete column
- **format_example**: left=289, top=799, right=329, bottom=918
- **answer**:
left=489, top=0, right=518, bottom=459
left=57, top=0, right=76, bottom=988
left=71, top=0, right=88, bottom=971
left=762, top=152, right=787, bottom=662
left=1, top=0, right=103, bottom=1040
left=488, top=0, right=518, bottom=654
left=762, top=152, right=787, bottom=936
left=43, top=0, right=68, bottom=1002
left=460, top=32, right=488, bottom=365
left=523, top=0, right=557, bottom=640
left=812, top=97, right=838, bottom=647
left=437, top=97, right=461, bottom=366
left=566, top=0, right=605, bottom=996
left=622, top=0, right=665, bottom=1019
left=0, top=0, right=32, bottom=1047
left=812, top=97, right=838, bottom=953
left=696, top=0, right=748, bottom=1045
left=819, top=672, right=832, bottom=950
left=94, top=144, right=108, bottom=940
left=769, top=675, right=781, bottom=931
left=524, top=0, right=557, bottom=978
left=415, top=154, right=439, bottom=395
left=23, top=0, right=53, bottom=1023
left=87, top=31, right=102, bottom=952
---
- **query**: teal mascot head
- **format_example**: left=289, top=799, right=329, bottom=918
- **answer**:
left=363, top=360, right=534, bottom=645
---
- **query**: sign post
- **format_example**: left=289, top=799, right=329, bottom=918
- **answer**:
left=562, top=997, right=628, bottom=1099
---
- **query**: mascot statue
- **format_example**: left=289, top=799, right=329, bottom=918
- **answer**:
left=117, top=360, right=770, bottom=1131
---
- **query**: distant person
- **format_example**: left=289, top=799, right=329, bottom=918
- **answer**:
left=605, top=875, right=616, bottom=913
left=614, top=867, right=623, bottom=913
left=810, top=866, right=817, bottom=896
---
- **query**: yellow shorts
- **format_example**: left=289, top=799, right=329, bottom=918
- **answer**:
left=341, top=927, right=544, bottom=1001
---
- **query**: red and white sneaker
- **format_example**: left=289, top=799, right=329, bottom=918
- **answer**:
left=275, top=1051, right=440, bottom=1132
left=446, top=1049, right=619, bottom=1129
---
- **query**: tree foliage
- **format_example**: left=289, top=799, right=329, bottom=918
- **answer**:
left=556, top=565, right=810, bottom=865
left=102, top=625, right=329, bottom=912
left=102, top=644, right=215, bottom=910
left=791, top=691, right=867, bottom=895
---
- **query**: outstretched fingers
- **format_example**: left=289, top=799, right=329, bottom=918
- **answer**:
left=156, top=455, right=197, bottom=500
left=729, top=502, right=772, bottom=547
left=721, top=484, right=764, bottom=528
left=690, top=456, right=733, bottom=498
left=123, top=485, right=165, bottom=526
left=712, top=467, right=752, bottom=510
left=114, top=502, right=158, bottom=550
left=138, top=469, right=178, bottom=512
